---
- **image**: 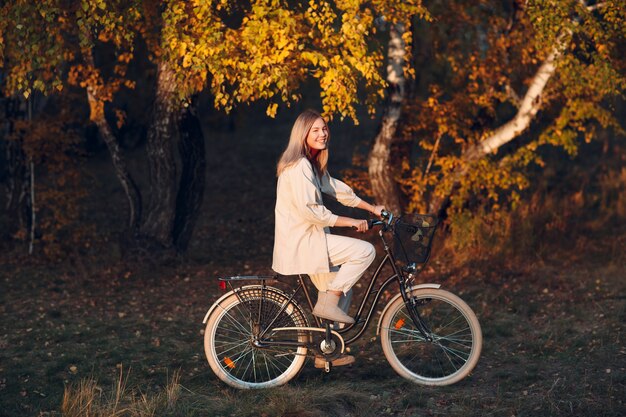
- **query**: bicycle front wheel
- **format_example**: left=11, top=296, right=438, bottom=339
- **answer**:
left=204, top=286, right=309, bottom=389
left=380, top=288, right=482, bottom=386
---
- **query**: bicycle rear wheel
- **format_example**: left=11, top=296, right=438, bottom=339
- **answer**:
left=204, top=285, right=309, bottom=389
left=380, top=288, right=482, bottom=386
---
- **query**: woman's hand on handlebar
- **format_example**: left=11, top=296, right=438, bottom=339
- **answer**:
left=350, top=218, right=369, bottom=233
left=334, top=216, right=369, bottom=232
left=371, top=205, right=386, bottom=217
left=368, top=208, right=393, bottom=229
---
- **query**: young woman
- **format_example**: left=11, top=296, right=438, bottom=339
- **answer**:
left=272, top=109, right=385, bottom=330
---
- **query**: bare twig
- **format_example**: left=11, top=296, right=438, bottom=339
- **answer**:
left=424, top=133, right=442, bottom=177
left=505, top=84, right=522, bottom=108
left=547, top=377, right=561, bottom=395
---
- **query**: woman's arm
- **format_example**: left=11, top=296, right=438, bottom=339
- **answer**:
left=320, top=172, right=385, bottom=216
left=333, top=201, right=386, bottom=233
left=355, top=200, right=385, bottom=217
left=319, top=173, right=361, bottom=207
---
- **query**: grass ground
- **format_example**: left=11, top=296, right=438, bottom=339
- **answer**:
left=1, top=104, right=624, bottom=416
left=1, top=239, right=624, bottom=416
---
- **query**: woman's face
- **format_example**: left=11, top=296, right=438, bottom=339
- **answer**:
left=306, top=117, right=329, bottom=153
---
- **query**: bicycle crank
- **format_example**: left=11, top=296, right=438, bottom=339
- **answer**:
left=320, top=338, right=336, bottom=354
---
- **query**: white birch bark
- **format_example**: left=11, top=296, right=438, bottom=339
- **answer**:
left=469, top=1, right=603, bottom=159
left=429, top=31, right=571, bottom=213
left=471, top=47, right=561, bottom=159
left=368, top=23, right=406, bottom=213
left=82, top=54, right=143, bottom=232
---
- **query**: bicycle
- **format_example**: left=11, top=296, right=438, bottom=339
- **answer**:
left=202, top=211, right=482, bottom=389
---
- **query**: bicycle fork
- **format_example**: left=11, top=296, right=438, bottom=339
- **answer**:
left=400, top=281, right=434, bottom=342
left=406, top=297, right=434, bottom=342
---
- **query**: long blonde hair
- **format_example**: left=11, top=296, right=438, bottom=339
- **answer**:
left=276, top=109, right=330, bottom=177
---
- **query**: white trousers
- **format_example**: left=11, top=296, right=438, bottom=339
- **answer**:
left=309, top=234, right=376, bottom=295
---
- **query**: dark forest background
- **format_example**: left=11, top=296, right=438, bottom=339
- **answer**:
left=0, top=1, right=624, bottom=416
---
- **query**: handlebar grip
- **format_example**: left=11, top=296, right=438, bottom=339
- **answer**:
left=367, top=210, right=392, bottom=230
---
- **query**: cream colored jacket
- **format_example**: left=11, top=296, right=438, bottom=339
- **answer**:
left=272, top=158, right=362, bottom=275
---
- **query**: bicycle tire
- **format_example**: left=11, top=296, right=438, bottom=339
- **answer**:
left=204, top=285, right=309, bottom=389
left=380, top=288, right=482, bottom=386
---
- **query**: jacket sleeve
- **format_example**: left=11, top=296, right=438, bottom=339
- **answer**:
left=291, top=159, right=339, bottom=227
left=320, top=171, right=362, bottom=208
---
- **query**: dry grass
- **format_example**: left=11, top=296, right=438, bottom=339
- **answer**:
left=61, top=368, right=184, bottom=417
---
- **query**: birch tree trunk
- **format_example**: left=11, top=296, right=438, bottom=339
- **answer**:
left=368, top=23, right=405, bottom=214
left=83, top=51, right=142, bottom=232
left=428, top=37, right=565, bottom=214
left=4, top=99, right=29, bottom=234
left=140, top=61, right=180, bottom=248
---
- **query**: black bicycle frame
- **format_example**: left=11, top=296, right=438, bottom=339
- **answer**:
left=222, top=224, right=433, bottom=348
left=297, top=227, right=432, bottom=345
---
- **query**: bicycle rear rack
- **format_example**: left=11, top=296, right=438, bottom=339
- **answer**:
left=218, top=275, right=280, bottom=282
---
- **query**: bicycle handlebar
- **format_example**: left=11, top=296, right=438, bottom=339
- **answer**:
left=368, top=209, right=394, bottom=230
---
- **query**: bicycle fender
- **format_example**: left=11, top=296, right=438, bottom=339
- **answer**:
left=202, top=289, right=238, bottom=324
left=376, top=284, right=441, bottom=336
left=201, top=285, right=295, bottom=324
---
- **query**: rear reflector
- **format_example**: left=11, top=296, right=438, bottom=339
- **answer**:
left=219, top=281, right=227, bottom=291
left=223, top=357, right=235, bottom=369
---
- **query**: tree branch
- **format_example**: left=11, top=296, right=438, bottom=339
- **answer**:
left=505, top=83, right=522, bottom=108
left=428, top=27, right=573, bottom=213
left=471, top=29, right=571, bottom=159
left=581, top=1, right=607, bottom=12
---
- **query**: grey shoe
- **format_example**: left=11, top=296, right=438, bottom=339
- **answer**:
left=312, top=292, right=355, bottom=324
left=332, top=290, right=353, bottom=329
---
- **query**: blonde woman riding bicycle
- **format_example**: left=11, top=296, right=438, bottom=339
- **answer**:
left=272, top=109, right=384, bottom=367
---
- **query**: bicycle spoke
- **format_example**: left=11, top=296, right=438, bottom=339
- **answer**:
left=259, top=350, right=290, bottom=379
left=215, top=339, right=250, bottom=356
left=435, top=333, right=473, bottom=347
left=436, top=341, right=460, bottom=371
left=252, top=350, right=258, bottom=383
left=436, top=325, right=472, bottom=339
left=436, top=342, right=470, bottom=361
left=433, top=313, right=465, bottom=334
left=263, top=351, right=272, bottom=381
left=236, top=348, right=255, bottom=380
left=213, top=332, right=245, bottom=344
left=386, top=327, right=428, bottom=342
left=218, top=305, right=253, bottom=336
